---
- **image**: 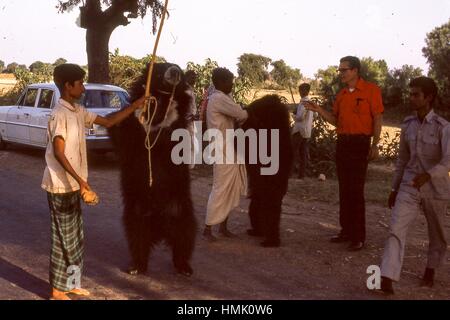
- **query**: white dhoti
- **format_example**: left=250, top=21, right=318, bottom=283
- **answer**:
left=205, top=163, right=247, bottom=226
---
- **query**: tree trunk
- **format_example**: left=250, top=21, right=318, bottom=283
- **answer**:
left=86, top=26, right=113, bottom=83
left=288, top=85, right=296, bottom=104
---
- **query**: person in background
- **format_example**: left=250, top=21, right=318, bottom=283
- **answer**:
left=291, top=83, right=316, bottom=179
left=185, top=70, right=198, bottom=168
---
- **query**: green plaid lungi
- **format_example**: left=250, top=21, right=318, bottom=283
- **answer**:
left=47, top=191, right=84, bottom=292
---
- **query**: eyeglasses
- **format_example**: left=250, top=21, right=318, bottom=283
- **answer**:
left=337, top=68, right=353, bottom=73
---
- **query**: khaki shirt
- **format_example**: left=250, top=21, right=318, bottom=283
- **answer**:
left=41, top=99, right=97, bottom=194
left=392, top=110, right=450, bottom=200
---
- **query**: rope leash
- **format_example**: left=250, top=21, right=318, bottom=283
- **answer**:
left=138, top=0, right=170, bottom=187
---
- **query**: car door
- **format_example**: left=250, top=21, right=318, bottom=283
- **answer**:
left=29, top=88, right=54, bottom=147
left=5, top=87, right=38, bottom=143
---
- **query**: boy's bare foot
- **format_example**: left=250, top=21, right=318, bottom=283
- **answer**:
left=50, top=288, right=71, bottom=300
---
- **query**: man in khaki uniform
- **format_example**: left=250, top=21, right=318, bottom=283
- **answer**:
left=379, top=77, right=450, bottom=294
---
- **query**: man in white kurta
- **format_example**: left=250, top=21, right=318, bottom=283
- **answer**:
left=203, top=68, right=248, bottom=240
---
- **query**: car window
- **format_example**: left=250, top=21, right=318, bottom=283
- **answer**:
left=38, top=89, right=54, bottom=109
left=21, top=88, right=39, bottom=107
left=81, top=90, right=129, bottom=109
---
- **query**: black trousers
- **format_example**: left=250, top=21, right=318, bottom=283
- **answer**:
left=249, top=192, right=283, bottom=243
left=336, top=135, right=371, bottom=243
left=292, top=132, right=310, bottom=178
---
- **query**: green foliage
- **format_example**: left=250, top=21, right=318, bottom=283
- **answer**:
left=237, top=53, right=271, bottom=86
left=53, top=58, right=68, bottom=66
left=379, top=130, right=401, bottom=160
left=0, top=65, right=54, bottom=105
left=422, top=19, right=450, bottom=103
left=0, top=60, right=4, bottom=72
left=270, top=60, right=302, bottom=89
left=309, top=112, right=337, bottom=177
left=360, top=57, right=389, bottom=89
left=232, top=76, right=252, bottom=105
left=315, top=65, right=340, bottom=107
left=109, top=48, right=165, bottom=91
left=385, top=65, right=423, bottom=106
left=4, top=62, right=27, bottom=74
left=270, top=59, right=302, bottom=103
left=29, top=61, right=49, bottom=73
left=186, top=58, right=219, bottom=108
left=14, top=66, right=53, bottom=91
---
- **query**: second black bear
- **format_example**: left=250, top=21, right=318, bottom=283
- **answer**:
left=242, top=95, right=293, bottom=247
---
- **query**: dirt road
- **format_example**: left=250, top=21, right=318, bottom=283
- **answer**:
left=0, top=146, right=449, bottom=300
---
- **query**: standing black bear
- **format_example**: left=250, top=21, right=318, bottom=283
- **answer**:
left=242, top=95, right=293, bottom=247
left=108, top=63, right=197, bottom=276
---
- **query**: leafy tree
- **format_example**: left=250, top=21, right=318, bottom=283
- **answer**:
left=315, top=65, right=339, bottom=107
left=360, top=57, right=389, bottom=90
left=385, top=65, right=423, bottom=106
left=0, top=60, right=4, bottom=73
left=53, top=58, right=68, bottom=66
left=232, top=76, right=252, bottom=106
left=4, top=62, right=26, bottom=74
left=237, top=53, right=271, bottom=86
left=186, top=58, right=219, bottom=109
left=29, top=61, right=50, bottom=73
left=422, top=19, right=450, bottom=101
left=109, top=48, right=165, bottom=91
left=270, top=59, right=302, bottom=103
left=57, top=0, right=165, bottom=83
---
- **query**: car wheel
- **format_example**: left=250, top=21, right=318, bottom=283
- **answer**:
left=0, top=133, right=7, bottom=150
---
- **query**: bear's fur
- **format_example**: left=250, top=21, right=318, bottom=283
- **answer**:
left=108, top=63, right=197, bottom=276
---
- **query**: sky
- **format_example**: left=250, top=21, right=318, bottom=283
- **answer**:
left=0, top=0, right=449, bottom=78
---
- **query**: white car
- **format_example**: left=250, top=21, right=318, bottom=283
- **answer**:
left=0, top=83, right=129, bottom=151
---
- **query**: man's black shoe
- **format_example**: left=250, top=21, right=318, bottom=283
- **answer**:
left=347, top=241, right=364, bottom=251
left=247, top=229, right=263, bottom=237
left=330, top=234, right=350, bottom=243
left=380, top=277, right=394, bottom=295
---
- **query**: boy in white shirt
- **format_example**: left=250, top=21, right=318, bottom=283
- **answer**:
left=43, top=64, right=145, bottom=300
left=291, top=83, right=315, bottom=179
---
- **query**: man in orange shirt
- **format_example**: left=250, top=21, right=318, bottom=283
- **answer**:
left=306, top=56, right=383, bottom=251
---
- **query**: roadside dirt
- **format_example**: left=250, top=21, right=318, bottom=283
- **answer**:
left=0, top=146, right=449, bottom=300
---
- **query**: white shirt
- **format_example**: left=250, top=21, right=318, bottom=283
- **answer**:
left=292, top=97, right=316, bottom=138
left=206, top=90, right=248, bottom=162
left=41, top=98, right=97, bottom=193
